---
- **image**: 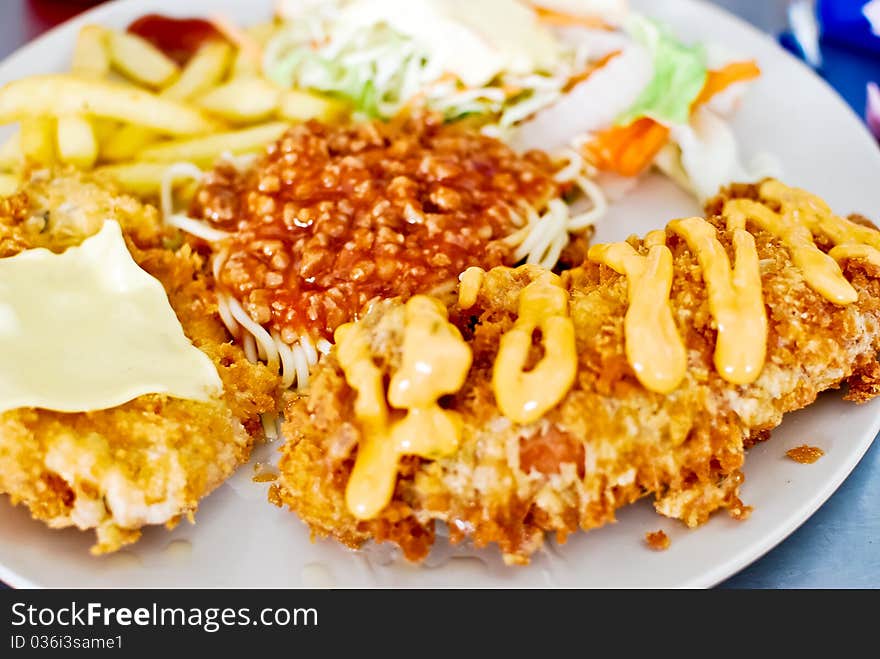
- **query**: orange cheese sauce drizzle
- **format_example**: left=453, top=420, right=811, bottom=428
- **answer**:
left=492, top=270, right=577, bottom=424
left=668, top=217, right=767, bottom=385
left=723, top=185, right=857, bottom=305
left=337, top=180, right=880, bottom=517
left=587, top=231, right=687, bottom=393
left=759, top=179, right=880, bottom=273
left=589, top=181, right=880, bottom=392
left=458, top=266, right=486, bottom=310
left=337, top=295, right=472, bottom=520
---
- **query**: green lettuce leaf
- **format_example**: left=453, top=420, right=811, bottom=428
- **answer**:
left=616, top=15, right=708, bottom=127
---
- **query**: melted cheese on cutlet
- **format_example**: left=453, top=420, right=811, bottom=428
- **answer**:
left=0, top=220, right=222, bottom=413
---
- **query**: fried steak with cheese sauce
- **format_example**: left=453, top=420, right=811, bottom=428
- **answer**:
left=273, top=183, right=880, bottom=564
left=0, top=170, right=280, bottom=553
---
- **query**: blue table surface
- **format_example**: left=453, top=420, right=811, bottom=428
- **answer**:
left=721, top=438, right=880, bottom=588
left=0, top=0, right=878, bottom=589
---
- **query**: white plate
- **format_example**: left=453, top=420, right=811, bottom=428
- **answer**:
left=1, top=0, right=879, bottom=588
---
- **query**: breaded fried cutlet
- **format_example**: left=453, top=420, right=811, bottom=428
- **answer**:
left=0, top=170, right=280, bottom=553
left=273, top=180, right=880, bottom=564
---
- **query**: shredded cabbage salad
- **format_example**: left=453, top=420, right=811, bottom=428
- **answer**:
left=265, top=0, right=772, bottom=203
left=616, top=15, right=707, bottom=127
left=264, top=0, right=600, bottom=124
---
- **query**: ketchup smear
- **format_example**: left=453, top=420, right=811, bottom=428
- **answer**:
left=127, top=14, right=227, bottom=66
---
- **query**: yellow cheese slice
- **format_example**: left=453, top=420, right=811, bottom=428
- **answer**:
left=0, top=220, right=222, bottom=414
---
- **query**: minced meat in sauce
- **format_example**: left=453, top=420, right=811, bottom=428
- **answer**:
left=192, top=113, right=562, bottom=342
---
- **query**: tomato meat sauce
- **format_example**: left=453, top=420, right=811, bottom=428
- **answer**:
left=127, top=14, right=227, bottom=65
left=191, top=114, right=563, bottom=343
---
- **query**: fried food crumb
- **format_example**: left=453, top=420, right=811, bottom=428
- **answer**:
left=786, top=445, right=825, bottom=464
left=844, top=360, right=880, bottom=403
left=727, top=499, right=753, bottom=521
left=253, top=462, right=278, bottom=483
left=645, top=530, right=670, bottom=551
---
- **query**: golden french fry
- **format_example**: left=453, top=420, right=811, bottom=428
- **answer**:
left=107, top=30, right=179, bottom=88
left=91, top=118, right=119, bottom=147
left=72, top=25, right=110, bottom=78
left=95, top=161, right=174, bottom=197
left=279, top=89, right=349, bottom=123
left=140, top=122, right=288, bottom=165
left=56, top=115, right=98, bottom=168
left=0, top=75, right=219, bottom=136
left=221, top=20, right=273, bottom=79
left=230, top=48, right=261, bottom=79
left=162, top=40, right=232, bottom=101
left=101, top=124, right=157, bottom=162
left=210, top=14, right=263, bottom=65
left=20, top=116, right=55, bottom=165
left=0, top=173, right=19, bottom=196
left=245, top=21, right=277, bottom=47
left=196, top=77, right=281, bottom=123
left=0, top=132, right=22, bottom=171
left=103, top=42, right=233, bottom=162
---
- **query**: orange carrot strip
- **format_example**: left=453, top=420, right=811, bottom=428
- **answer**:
left=585, top=118, right=671, bottom=177
left=584, top=61, right=760, bottom=177
left=531, top=4, right=615, bottom=31
left=566, top=50, right=620, bottom=90
left=694, top=60, right=761, bottom=107
left=617, top=121, right=671, bottom=177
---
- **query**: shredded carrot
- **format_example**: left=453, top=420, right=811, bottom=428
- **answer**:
left=531, top=4, right=615, bottom=31
left=437, top=72, right=461, bottom=86
left=694, top=60, right=761, bottom=106
left=584, top=60, right=761, bottom=177
left=585, top=118, right=671, bottom=177
left=566, top=50, right=620, bottom=91
left=210, top=14, right=263, bottom=63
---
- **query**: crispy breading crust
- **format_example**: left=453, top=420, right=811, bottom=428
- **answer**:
left=0, top=170, right=280, bottom=553
left=273, top=184, right=880, bottom=564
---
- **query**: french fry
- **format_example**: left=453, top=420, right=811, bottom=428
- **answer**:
left=96, top=162, right=201, bottom=201
left=162, top=40, right=232, bottom=101
left=72, top=25, right=110, bottom=78
left=196, top=77, right=281, bottom=123
left=245, top=21, right=278, bottom=47
left=210, top=13, right=263, bottom=64
left=107, top=30, right=179, bottom=88
left=95, top=161, right=173, bottom=197
left=0, top=75, right=220, bottom=136
left=230, top=48, right=261, bottom=79
left=0, top=132, right=21, bottom=171
left=103, top=42, right=233, bottom=162
left=279, top=89, right=349, bottom=123
left=19, top=116, right=55, bottom=165
left=0, top=173, right=19, bottom=196
left=101, top=123, right=157, bottom=162
left=91, top=118, right=119, bottom=147
left=223, top=15, right=276, bottom=78
left=140, top=122, right=288, bottom=165
left=56, top=115, right=98, bottom=168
